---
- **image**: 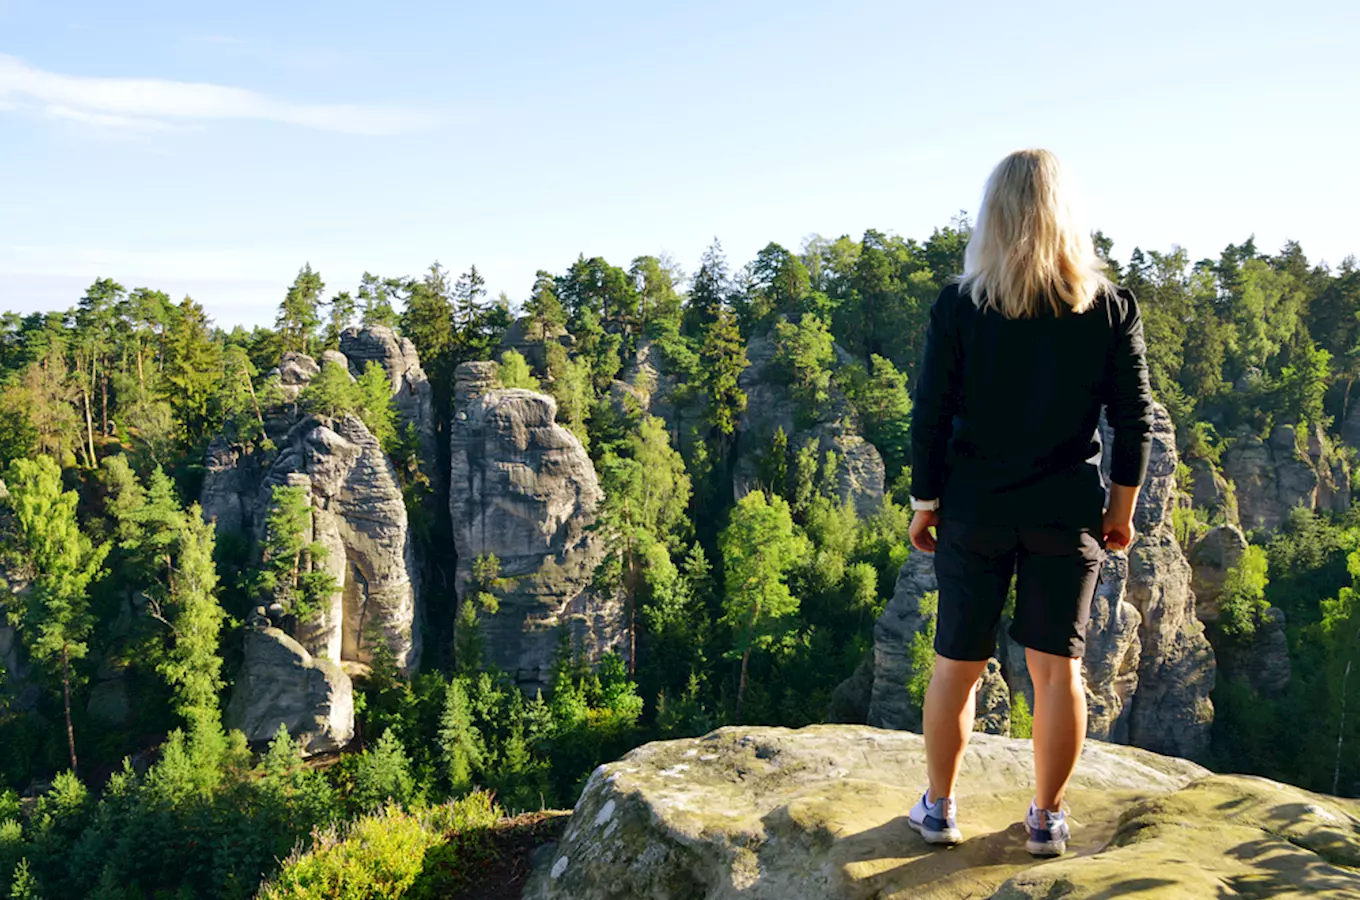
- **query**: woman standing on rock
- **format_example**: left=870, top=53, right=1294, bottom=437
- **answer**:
left=906, top=149, right=1153, bottom=857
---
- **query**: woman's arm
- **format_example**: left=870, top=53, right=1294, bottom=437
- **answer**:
left=908, top=289, right=961, bottom=554
left=1104, top=290, right=1154, bottom=550
left=910, top=290, right=961, bottom=505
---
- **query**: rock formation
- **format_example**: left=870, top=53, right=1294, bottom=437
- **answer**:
left=500, top=315, right=572, bottom=372
left=1100, top=403, right=1216, bottom=758
left=1188, top=523, right=1249, bottom=621
left=204, top=331, right=426, bottom=753
left=340, top=325, right=437, bottom=486
left=257, top=415, right=421, bottom=674
left=526, top=725, right=1359, bottom=899
left=449, top=361, right=623, bottom=691
left=1185, top=456, right=1238, bottom=525
left=225, top=627, right=354, bottom=754
left=1221, top=422, right=1349, bottom=533
left=734, top=332, right=885, bottom=518
left=1189, top=523, right=1292, bottom=696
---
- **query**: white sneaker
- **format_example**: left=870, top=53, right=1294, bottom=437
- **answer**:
left=1025, top=800, right=1070, bottom=857
left=908, top=791, right=962, bottom=845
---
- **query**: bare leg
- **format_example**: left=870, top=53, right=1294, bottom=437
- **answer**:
left=1026, top=648, right=1087, bottom=811
left=923, top=655, right=989, bottom=802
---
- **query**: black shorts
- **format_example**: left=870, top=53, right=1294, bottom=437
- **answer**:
left=932, top=520, right=1104, bottom=660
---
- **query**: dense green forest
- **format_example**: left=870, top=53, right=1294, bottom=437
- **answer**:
left=0, top=222, right=1358, bottom=898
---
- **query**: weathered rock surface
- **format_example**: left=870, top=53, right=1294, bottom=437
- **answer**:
left=340, top=325, right=437, bottom=485
left=866, top=551, right=938, bottom=733
left=500, top=315, right=572, bottom=372
left=1186, top=456, right=1238, bottom=525
left=734, top=332, right=885, bottom=518
left=204, top=332, right=427, bottom=753
left=1188, top=523, right=1249, bottom=622
left=523, top=725, right=1360, bottom=900
left=1102, top=404, right=1216, bottom=759
left=1221, top=423, right=1350, bottom=533
left=449, top=361, right=623, bottom=690
left=225, top=627, right=354, bottom=754
left=259, top=414, right=421, bottom=674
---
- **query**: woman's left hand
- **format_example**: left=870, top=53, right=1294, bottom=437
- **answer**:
left=909, top=509, right=940, bottom=553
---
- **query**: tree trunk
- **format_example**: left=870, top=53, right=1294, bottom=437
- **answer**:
left=736, top=648, right=751, bottom=724
left=62, top=643, right=78, bottom=774
left=245, top=367, right=263, bottom=423
left=80, top=373, right=96, bottom=468
left=100, top=361, right=109, bottom=437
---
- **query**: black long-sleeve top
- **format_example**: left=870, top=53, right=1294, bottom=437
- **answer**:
left=910, top=283, right=1154, bottom=530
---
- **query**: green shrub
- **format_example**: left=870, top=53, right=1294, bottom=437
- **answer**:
left=259, top=794, right=501, bottom=900
left=1219, top=545, right=1271, bottom=638
left=495, top=350, right=540, bottom=391
left=1010, top=692, right=1033, bottom=739
left=906, top=591, right=939, bottom=709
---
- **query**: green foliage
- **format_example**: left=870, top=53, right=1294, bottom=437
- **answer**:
left=277, top=264, right=325, bottom=355
left=3, top=455, right=109, bottom=769
left=259, top=484, right=336, bottom=622
left=1010, top=692, right=1033, bottom=739
left=1218, top=545, right=1271, bottom=638
left=906, top=591, right=939, bottom=709
left=258, top=794, right=501, bottom=900
left=495, top=349, right=540, bottom=390
left=299, top=359, right=359, bottom=419
left=772, top=314, right=835, bottom=420
left=699, top=308, right=748, bottom=444
left=351, top=731, right=417, bottom=814
left=438, top=678, right=484, bottom=793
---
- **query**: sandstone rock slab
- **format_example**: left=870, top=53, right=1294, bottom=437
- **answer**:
left=225, top=627, right=354, bottom=754
left=525, top=725, right=1230, bottom=900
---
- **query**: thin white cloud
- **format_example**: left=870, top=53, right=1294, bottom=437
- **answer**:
left=0, top=53, right=436, bottom=135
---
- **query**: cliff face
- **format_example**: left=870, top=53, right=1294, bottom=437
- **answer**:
left=862, top=402, right=1216, bottom=761
left=1221, top=423, right=1349, bottom=533
left=449, top=362, right=623, bottom=691
left=206, top=331, right=425, bottom=754
left=526, top=725, right=1360, bottom=900
left=734, top=332, right=885, bottom=517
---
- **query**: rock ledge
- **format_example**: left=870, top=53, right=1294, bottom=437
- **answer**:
left=527, top=724, right=1360, bottom=899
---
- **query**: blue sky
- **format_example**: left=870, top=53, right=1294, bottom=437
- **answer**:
left=1, top=0, right=1356, bottom=328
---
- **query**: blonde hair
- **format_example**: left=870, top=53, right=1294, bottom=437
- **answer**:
left=959, top=149, right=1109, bottom=318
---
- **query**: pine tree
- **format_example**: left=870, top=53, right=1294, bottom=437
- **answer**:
left=354, top=362, right=396, bottom=449
left=4, top=455, right=109, bottom=773
left=700, top=308, right=749, bottom=451
left=297, top=359, right=358, bottom=420
left=358, top=273, right=402, bottom=329
left=276, top=264, right=325, bottom=355
left=163, top=297, right=222, bottom=445
left=685, top=239, right=729, bottom=336
left=322, top=291, right=356, bottom=350
left=438, top=678, right=484, bottom=793
left=160, top=507, right=226, bottom=732
left=524, top=271, right=567, bottom=343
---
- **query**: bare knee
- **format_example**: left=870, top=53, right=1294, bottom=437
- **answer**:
left=1025, top=648, right=1084, bottom=690
left=930, top=656, right=989, bottom=695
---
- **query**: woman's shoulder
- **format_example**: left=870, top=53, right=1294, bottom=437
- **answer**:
left=1090, top=283, right=1139, bottom=322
